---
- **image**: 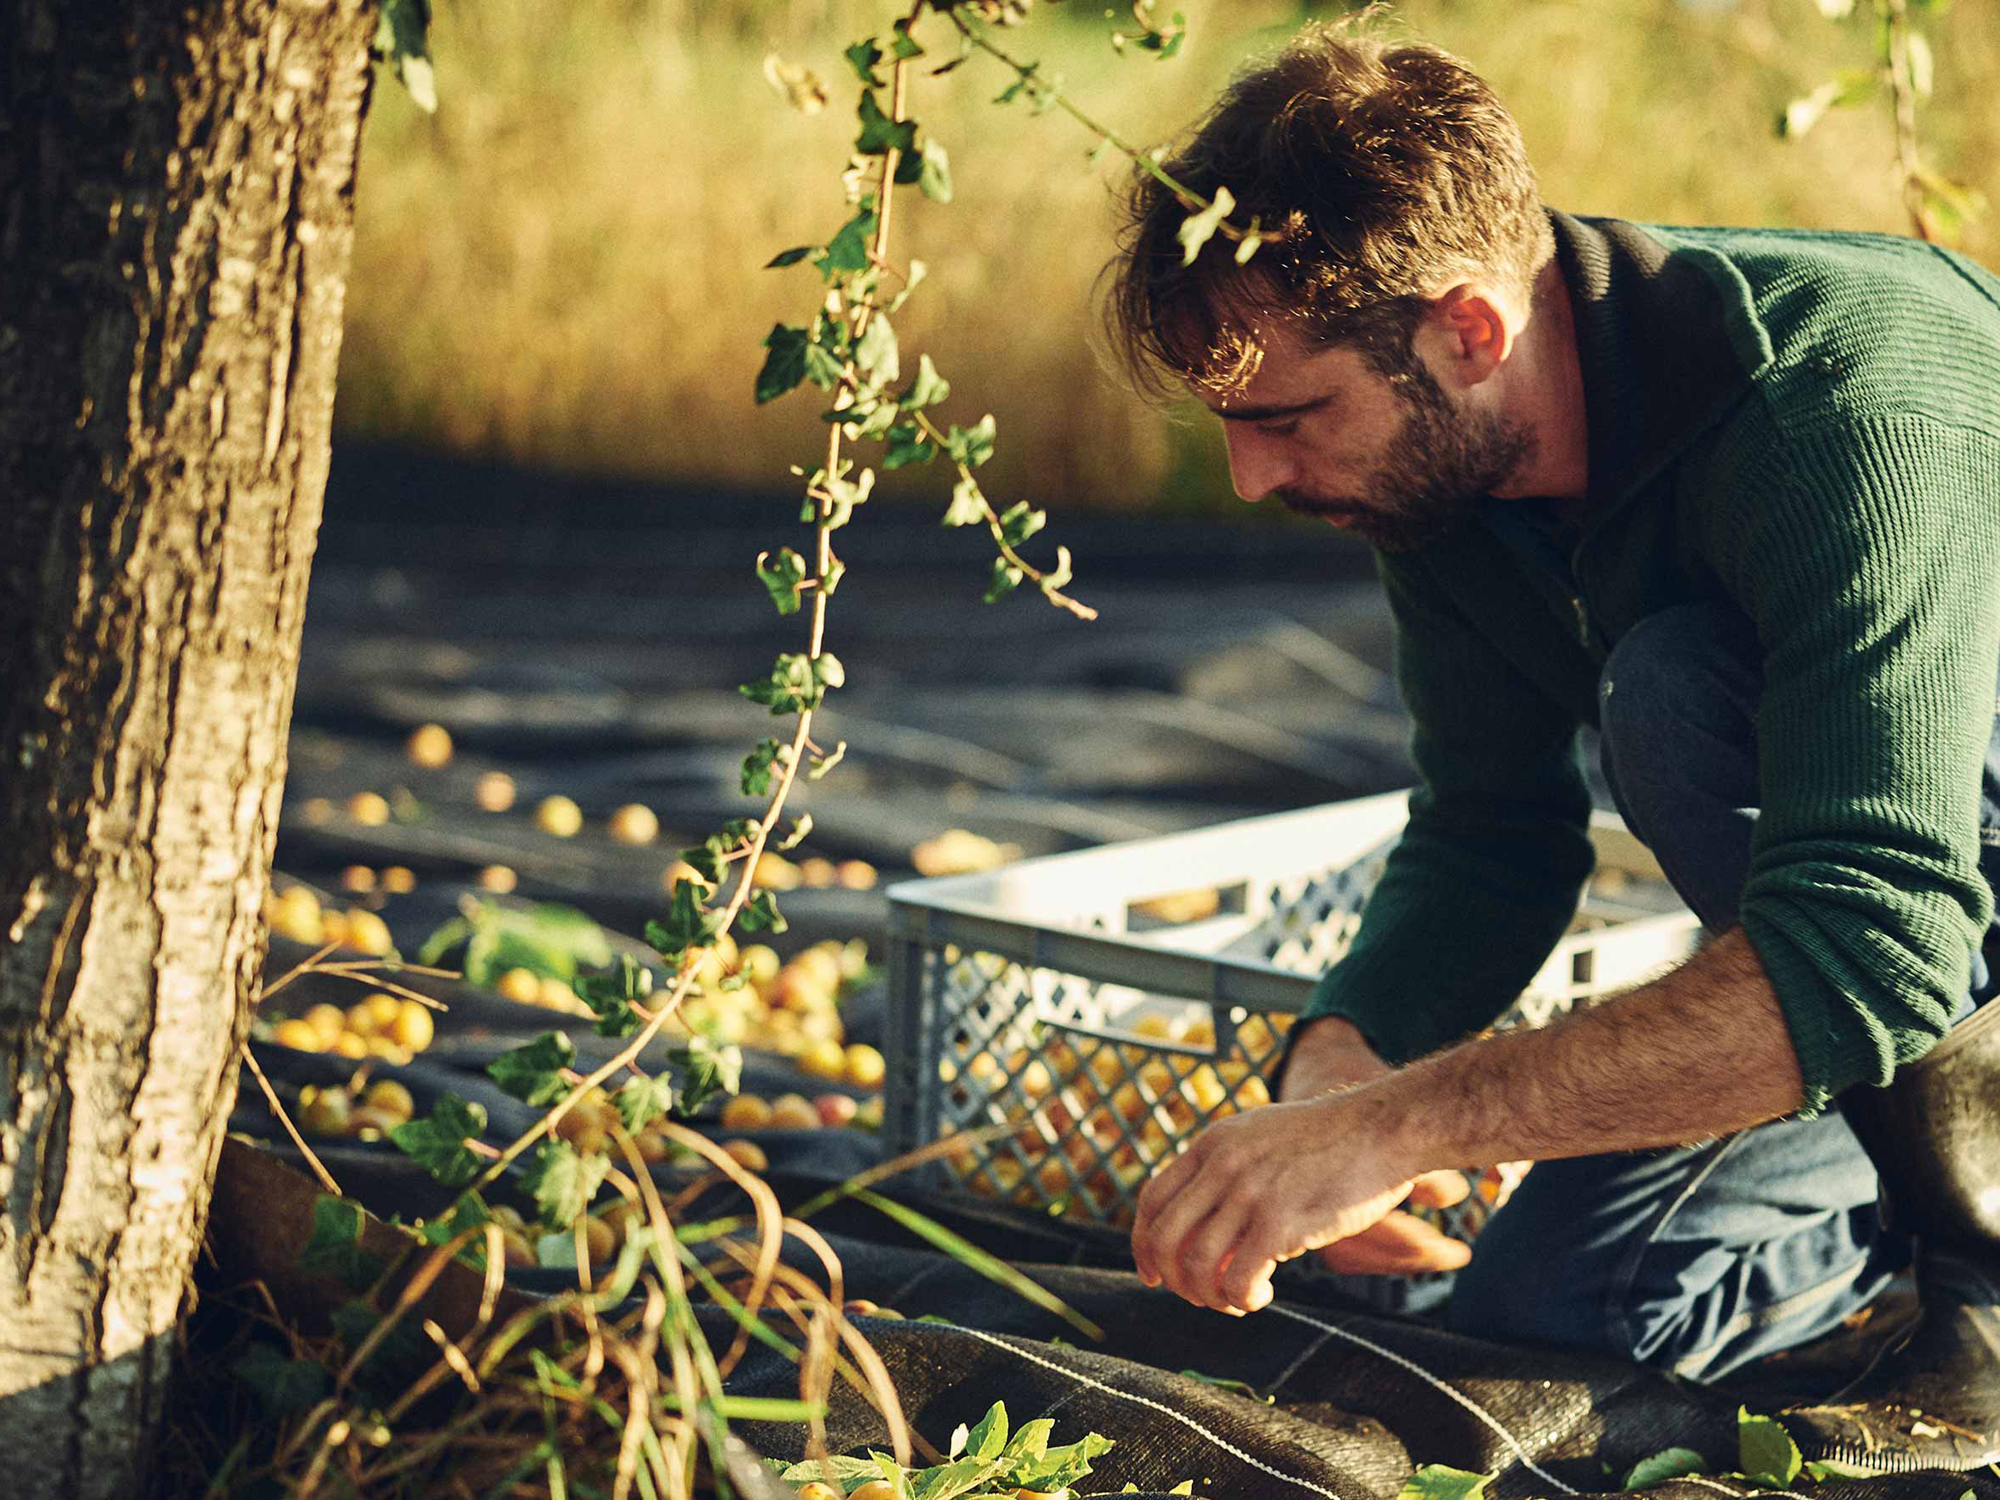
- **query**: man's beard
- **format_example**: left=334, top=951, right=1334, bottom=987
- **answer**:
left=1277, top=358, right=1533, bottom=554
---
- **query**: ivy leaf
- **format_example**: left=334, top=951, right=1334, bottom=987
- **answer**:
left=417, top=1191, right=491, bottom=1251
left=890, top=24, right=923, bottom=59
left=984, top=559, right=1025, bottom=604
left=646, top=878, right=723, bottom=960
left=884, top=423, right=937, bottom=469
left=673, top=1034, right=743, bottom=1115
left=820, top=206, right=878, bottom=278
left=997, top=501, right=1046, bottom=548
left=739, top=887, right=788, bottom=935
left=232, top=1342, right=331, bottom=1419
left=1177, top=184, right=1236, bottom=266
left=742, top=738, right=784, bottom=796
left=917, top=138, right=953, bottom=202
left=522, top=1140, right=610, bottom=1230
left=388, top=1094, right=487, bottom=1189
left=944, top=414, right=997, bottom=468
left=844, top=38, right=885, bottom=86
left=739, top=651, right=824, bottom=715
left=856, top=90, right=918, bottom=155
left=756, top=548, right=809, bottom=616
left=754, top=323, right=810, bottom=404
left=775, top=813, right=812, bottom=851
left=1040, top=544, right=1074, bottom=594
left=943, top=477, right=986, bottom=527
left=854, top=315, right=900, bottom=385
left=486, top=1031, right=575, bottom=1107
left=1394, top=1467, right=1494, bottom=1500
left=1623, top=1448, right=1707, bottom=1490
left=614, top=1074, right=676, bottom=1133
left=374, top=0, right=436, bottom=113
left=765, top=246, right=814, bottom=268
left=297, top=1194, right=385, bottom=1291
left=1737, top=1408, right=1801, bottom=1488
left=906, top=352, right=951, bottom=410
left=808, top=740, right=847, bottom=781
left=574, top=952, right=654, bottom=1040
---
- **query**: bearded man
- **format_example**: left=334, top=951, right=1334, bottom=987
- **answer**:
left=1115, top=23, right=2000, bottom=1473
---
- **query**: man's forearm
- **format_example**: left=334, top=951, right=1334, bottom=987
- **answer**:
left=1345, top=928, right=1808, bottom=1174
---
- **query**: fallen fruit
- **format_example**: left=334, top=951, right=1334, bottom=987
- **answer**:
left=346, top=792, right=391, bottom=826
left=719, top=1094, right=773, bottom=1131
left=607, top=802, right=659, bottom=845
left=851, top=1481, right=897, bottom=1500
left=767, top=1093, right=818, bottom=1130
left=814, top=1092, right=859, bottom=1128
left=844, top=1043, right=886, bottom=1090
left=535, top=795, right=584, bottom=838
left=476, top=864, right=518, bottom=893
left=298, top=1090, right=351, bottom=1135
left=390, top=1000, right=435, bottom=1051
left=474, top=771, right=516, bottom=812
left=272, top=1019, right=322, bottom=1052
left=406, top=722, right=454, bottom=768
left=339, top=865, right=376, bottom=893
left=342, top=910, right=394, bottom=956
left=364, top=1079, right=416, bottom=1121
left=798, top=1036, right=848, bottom=1083
left=495, top=967, right=542, bottom=1004
left=837, top=859, right=878, bottom=890
left=582, top=1215, right=616, bottom=1264
left=795, top=1484, right=842, bottom=1500
left=381, top=865, right=417, bottom=894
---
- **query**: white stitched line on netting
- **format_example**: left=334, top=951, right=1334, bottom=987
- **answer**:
left=950, top=1325, right=1346, bottom=1499
left=1269, top=1305, right=1581, bottom=1495
left=1678, top=1475, right=1814, bottom=1500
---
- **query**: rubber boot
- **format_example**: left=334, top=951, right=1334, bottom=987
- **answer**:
left=1784, top=1000, right=2000, bottom=1473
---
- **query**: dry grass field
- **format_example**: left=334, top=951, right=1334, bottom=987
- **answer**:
left=334, top=0, right=1999, bottom=515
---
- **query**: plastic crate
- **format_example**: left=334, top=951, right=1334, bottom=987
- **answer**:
left=881, top=791, right=1700, bottom=1301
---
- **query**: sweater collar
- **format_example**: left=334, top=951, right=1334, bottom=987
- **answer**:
left=1549, top=210, right=1769, bottom=516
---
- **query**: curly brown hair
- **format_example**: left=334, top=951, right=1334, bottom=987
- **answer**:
left=1105, top=22, right=1555, bottom=398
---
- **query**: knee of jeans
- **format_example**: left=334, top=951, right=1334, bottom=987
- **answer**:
left=1599, top=608, right=1758, bottom=771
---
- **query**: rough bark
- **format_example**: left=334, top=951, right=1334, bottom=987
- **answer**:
left=0, top=2, right=376, bottom=1492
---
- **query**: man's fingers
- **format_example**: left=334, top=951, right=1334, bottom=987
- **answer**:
left=1312, top=1210, right=1472, bottom=1276
left=1132, top=1147, right=1201, bottom=1286
left=1404, top=1168, right=1472, bottom=1210
left=1180, top=1196, right=1254, bottom=1313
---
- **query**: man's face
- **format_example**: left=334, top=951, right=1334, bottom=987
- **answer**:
left=1201, top=323, right=1532, bottom=553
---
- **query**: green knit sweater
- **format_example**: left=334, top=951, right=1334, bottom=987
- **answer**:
left=1302, top=212, right=2000, bottom=1116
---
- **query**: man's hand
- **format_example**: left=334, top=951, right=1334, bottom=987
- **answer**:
left=1129, top=1084, right=1433, bottom=1314
left=1270, top=1017, right=1475, bottom=1280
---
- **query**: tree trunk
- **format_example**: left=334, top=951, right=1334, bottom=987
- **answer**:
left=0, top=2, right=375, bottom=1492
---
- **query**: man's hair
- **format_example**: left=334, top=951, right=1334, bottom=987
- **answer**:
left=1105, top=23, right=1555, bottom=398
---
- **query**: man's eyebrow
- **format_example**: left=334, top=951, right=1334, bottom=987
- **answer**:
left=1210, top=393, right=1335, bottom=423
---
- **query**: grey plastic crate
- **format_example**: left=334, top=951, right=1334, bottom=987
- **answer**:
left=881, top=792, right=1700, bottom=1299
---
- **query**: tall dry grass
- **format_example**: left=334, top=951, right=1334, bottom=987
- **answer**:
left=335, top=0, right=2000, bottom=515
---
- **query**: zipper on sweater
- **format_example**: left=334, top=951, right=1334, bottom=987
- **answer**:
left=1571, top=595, right=1590, bottom=647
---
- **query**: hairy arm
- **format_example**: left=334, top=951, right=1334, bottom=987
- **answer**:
left=1132, top=928, right=1809, bottom=1312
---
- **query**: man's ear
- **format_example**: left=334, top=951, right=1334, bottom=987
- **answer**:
left=1426, top=284, right=1514, bottom=387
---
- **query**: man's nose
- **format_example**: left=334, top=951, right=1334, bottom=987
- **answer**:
left=1223, top=426, right=1289, bottom=504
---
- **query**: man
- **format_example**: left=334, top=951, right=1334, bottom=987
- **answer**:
left=1113, top=23, right=2000, bottom=1472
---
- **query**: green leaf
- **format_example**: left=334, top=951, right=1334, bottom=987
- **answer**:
left=755, top=547, right=809, bottom=616
left=781, top=1456, right=886, bottom=1486
left=672, top=1034, right=742, bottom=1115
left=522, top=1139, right=611, bottom=1229
left=1737, top=1408, right=1801, bottom=1488
left=231, top=1342, right=331, bottom=1418
left=1802, top=1459, right=1879, bottom=1482
left=297, top=1195, right=385, bottom=1291
left=965, top=1401, right=1008, bottom=1461
left=1177, top=185, right=1236, bottom=266
left=329, top=1299, right=426, bottom=1383
left=739, top=651, right=825, bottom=715
left=646, top=878, right=723, bottom=961
left=755, top=323, right=810, bottom=403
left=388, top=1094, right=488, bottom=1188
left=857, top=90, right=918, bottom=155
left=486, top=1031, right=576, bottom=1107
left=891, top=24, right=923, bottom=59
left=776, top=813, right=813, bottom=851
left=1623, top=1448, right=1707, bottom=1490
left=614, top=1074, right=675, bottom=1133
left=943, top=476, right=986, bottom=527
left=1040, top=544, right=1074, bottom=595
left=765, top=246, right=814, bottom=268
left=808, top=740, right=847, bottom=781
left=821, top=207, right=879, bottom=278
left=984, top=559, right=1025, bottom=604
left=844, top=38, right=885, bottom=86
left=742, top=738, right=784, bottom=797
left=574, top=952, right=654, bottom=1039
left=854, top=315, right=900, bottom=385
left=814, top=651, right=845, bottom=691
left=804, top=337, right=845, bottom=390
left=739, top=887, right=788, bottom=935
left=944, top=414, right=997, bottom=468
left=1010, top=1431, right=1115, bottom=1491
left=417, top=1191, right=491, bottom=1252
left=905, top=352, right=950, bottom=411
left=849, top=1188, right=1103, bottom=1340
left=997, top=501, right=1046, bottom=548
left=1395, top=1467, right=1495, bottom=1500
left=916, top=137, right=953, bottom=202
left=374, top=0, right=436, bottom=112
left=884, top=423, right=938, bottom=469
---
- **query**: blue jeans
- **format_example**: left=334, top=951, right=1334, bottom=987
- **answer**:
left=1441, top=601, right=2000, bottom=1381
